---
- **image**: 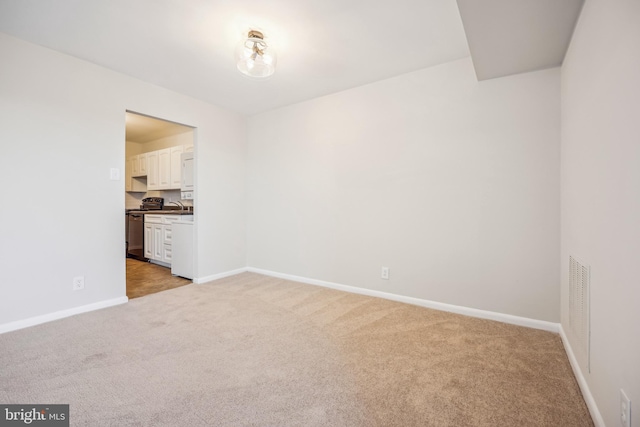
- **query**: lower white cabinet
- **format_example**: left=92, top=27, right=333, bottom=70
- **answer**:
left=143, top=215, right=186, bottom=266
left=144, top=221, right=162, bottom=262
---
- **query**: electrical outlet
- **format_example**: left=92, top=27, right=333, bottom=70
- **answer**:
left=381, top=267, right=389, bottom=280
left=72, top=276, right=85, bottom=291
left=621, top=389, right=631, bottom=427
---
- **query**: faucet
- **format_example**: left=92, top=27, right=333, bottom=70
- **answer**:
left=168, top=201, right=185, bottom=210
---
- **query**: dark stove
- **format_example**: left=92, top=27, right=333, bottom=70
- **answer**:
left=140, top=197, right=164, bottom=211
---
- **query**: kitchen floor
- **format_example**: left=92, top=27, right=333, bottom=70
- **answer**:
left=126, top=258, right=191, bottom=299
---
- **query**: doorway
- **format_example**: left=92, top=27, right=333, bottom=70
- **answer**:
left=125, top=111, right=196, bottom=299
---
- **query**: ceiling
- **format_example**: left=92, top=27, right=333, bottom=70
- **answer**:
left=126, top=112, right=193, bottom=143
left=457, top=0, right=584, bottom=81
left=0, top=0, right=583, bottom=116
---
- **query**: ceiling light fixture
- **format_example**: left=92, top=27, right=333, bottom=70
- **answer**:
left=236, top=30, right=277, bottom=79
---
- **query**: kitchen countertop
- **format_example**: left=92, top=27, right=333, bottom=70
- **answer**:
left=126, top=209, right=193, bottom=215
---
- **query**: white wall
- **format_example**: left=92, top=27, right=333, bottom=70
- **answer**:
left=247, top=58, right=561, bottom=322
left=561, top=0, right=640, bottom=425
left=0, top=33, right=246, bottom=326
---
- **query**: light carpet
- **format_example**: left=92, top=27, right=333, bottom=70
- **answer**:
left=0, top=272, right=593, bottom=426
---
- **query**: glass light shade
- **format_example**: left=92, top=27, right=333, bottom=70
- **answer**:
left=236, top=33, right=277, bottom=79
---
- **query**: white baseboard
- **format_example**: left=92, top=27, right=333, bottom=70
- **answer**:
left=246, top=267, right=559, bottom=333
left=559, top=325, right=605, bottom=427
left=0, top=296, right=129, bottom=335
left=194, top=267, right=248, bottom=284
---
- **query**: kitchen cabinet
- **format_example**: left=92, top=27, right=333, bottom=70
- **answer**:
left=145, top=215, right=167, bottom=266
left=146, top=146, right=184, bottom=191
left=170, top=145, right=184, bottom=189
left=158, top=148, right=171, bottom=189
left=143, top=222, right=155, bottom=259
left=147, top=151, right=159, bottom=190
left=126, top=157, right=146, bottom=192
left=126, top=144, right=192, bottom=193
left=153, top=223, right=163, bottom=260
left=140, top=154, right=147, bottom=176
left=125, top=157, right=132, bottom=192
left=131, top=155, right=140, bottom=176
left=131, top=153, right=147, bottom=177
left=161, top=219, right=173, bottom=263
left=143, top=214, right=192, bottom=266
left=181, top=151, right=194, bottom=199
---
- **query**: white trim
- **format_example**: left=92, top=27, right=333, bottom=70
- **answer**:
left=246, top=267, right=559, bottom=333
left=194, top=267, right=248, bottom=284
left=559, top=325, right=605, bottom=427
left=0, top=296, right=128, bottom=335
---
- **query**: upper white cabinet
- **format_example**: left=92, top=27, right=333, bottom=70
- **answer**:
left=181, top=151, right=194, bottom=199
left=158, top=148, right=171, bottom=189
left=126, top=144, right=191, bottom=192
left=170, top=145, right=184, bottom=189
left=147, top=150, right=159, bottom=190
left=139, top=153, right=147, bottom=176
left=126, top=156, right=146, bottom=192
left=131, top=155, right=140, bottom=177
left=131, top=153, right=147, bottom=177
left=125, top=157, right=132, bottom=192
left=156, top=146, right=183, bottom=190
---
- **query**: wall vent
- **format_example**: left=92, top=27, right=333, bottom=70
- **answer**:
left=569, top=256, right=590, bottom=372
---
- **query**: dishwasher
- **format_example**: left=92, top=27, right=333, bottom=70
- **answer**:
left=171, top=219, right=194, bottom=279
left=126, top=212, right=147, bottom=261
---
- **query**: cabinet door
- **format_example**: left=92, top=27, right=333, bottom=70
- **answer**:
left=181, top=151, right=194, bottom=191
left=147, top=151, right=159, bottom=190
left=144, top=223, right=153, bottom=259
left=153, top=224, right=163, bottom=260
left=131, top=155, right=141, bottom=177
left=127, top=156, right=147, bottom=193
left=125, top=157, right=132, bottom=192
left=158, top=148, right=171, bottom=189
left=170, top=146, right=184, bottom=189
left=139, top=153, right=148, bottom=176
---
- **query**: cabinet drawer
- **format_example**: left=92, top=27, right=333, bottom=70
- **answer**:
left=162, top=215, right=181, bottom=225
left=144, top=214, right=163, bottom=224
left=163, top=244, right=172, bottom=263
left=162, top=225, right=172, bottom=244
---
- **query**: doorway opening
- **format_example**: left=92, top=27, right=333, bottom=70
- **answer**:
left=124, top=111, right=196, bottom=299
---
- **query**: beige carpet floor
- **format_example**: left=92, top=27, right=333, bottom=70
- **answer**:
left=0, top=272, right=593, bottom=426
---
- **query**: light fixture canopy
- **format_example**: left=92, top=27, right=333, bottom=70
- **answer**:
left=236, top=29, right=277, bottom=79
